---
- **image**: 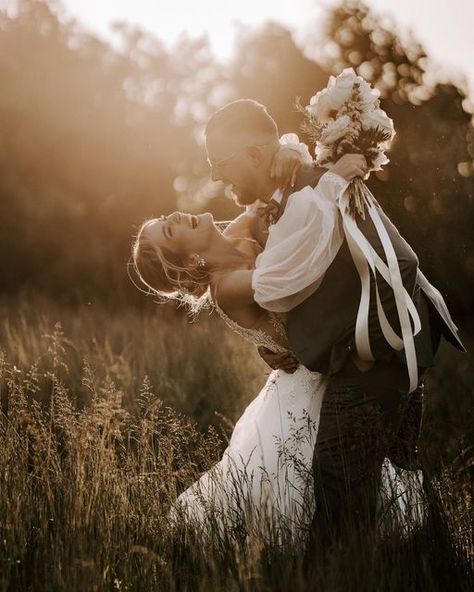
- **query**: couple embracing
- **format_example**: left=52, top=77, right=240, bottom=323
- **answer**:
left=132, top=93, right=464, bottom=552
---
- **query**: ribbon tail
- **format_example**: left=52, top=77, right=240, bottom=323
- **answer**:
left=417, top=269, right=466, bottom=352
left=343, top=219, right=374, bottom=361
left=364, top=190, right=419, bottom=392
left=375, top=286, right=404, bottom=351
left=339, top=193, right=375, bottom=361
left=342, top=196, right=406, bottom=358
left=369, top=245, right=422, bottom=337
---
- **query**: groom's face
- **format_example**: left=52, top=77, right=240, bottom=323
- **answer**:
left=206, top=130, right=268, bottom=206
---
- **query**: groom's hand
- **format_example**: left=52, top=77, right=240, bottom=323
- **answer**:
left=329, top=154, right=367, bottom=181
left=257, top=346, right=299, bottom=374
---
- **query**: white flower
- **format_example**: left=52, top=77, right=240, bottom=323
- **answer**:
left=307, top=89, right=336, bottom=123
left=336, top=69, right=380, bottom=112
left=320, top=115, right=352, bottom=144
left=361, top=108, right=395, bottom=137
left=314, top=142, right=333, bottom=166
left=341, top=70, right=381, bottom=112
left=307, top=68, right=380, bottom=123
left=371, top=151, right=390, bottom=171
left=326, top=69, right=360, bottom=109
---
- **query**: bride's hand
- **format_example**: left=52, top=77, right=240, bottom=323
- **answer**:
left=270, top=146, right=303, bottom=190
left=257, top=346, right=299, bottom=374
left=329, top=154, right=367, bottom=181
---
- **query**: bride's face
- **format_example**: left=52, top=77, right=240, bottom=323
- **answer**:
left=141, top=212, right=217, bottom=261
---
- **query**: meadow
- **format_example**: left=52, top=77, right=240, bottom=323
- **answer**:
left=0, top=295, right=472, bottom=591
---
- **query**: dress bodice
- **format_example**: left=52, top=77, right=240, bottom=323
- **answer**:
left=214, top=303, right=288, bottom=354
left=211, top=233, right=288, bottom=354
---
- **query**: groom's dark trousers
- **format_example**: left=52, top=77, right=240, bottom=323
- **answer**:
left=309, top=357, right=423, bottom=547
left=274, top=165, right=464, bottom=549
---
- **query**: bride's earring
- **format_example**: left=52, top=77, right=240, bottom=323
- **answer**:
left=197, top=256, right=206, bottom=269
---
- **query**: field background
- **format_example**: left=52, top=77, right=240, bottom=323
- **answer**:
left=0, top=0, right=473, bottom=590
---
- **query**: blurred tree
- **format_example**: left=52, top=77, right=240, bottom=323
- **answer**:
left=229, top=22, right=327, bottom=132
left=0, top=0, right=212, bottom=301
left=0, top=0, right=472, bottom=330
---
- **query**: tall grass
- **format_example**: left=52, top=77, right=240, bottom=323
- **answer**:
left=0, top=295, right=472, bottom=591
left=0, top=294, right=267, bottom=428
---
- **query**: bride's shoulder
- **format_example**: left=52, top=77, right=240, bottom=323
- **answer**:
left=210, top=270, right=260, bottom=318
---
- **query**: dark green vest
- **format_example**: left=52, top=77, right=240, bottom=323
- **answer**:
left=280, top=166, right=460, bottom=375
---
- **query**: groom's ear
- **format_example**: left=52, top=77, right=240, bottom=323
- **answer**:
left=245, top=145, right=264, bottom=167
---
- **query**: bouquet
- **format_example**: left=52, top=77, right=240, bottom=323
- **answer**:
left=299, top=68, right=395, bottom=218
left=298, top=70, right=424, bottom=393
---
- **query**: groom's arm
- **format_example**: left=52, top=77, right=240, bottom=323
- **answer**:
left=257, top=346, right=299, bottom=373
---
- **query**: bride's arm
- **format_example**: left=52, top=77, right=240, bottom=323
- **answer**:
left=271, top=133, right=312, bottom=189
left=217, top=184, right=346, bottom=310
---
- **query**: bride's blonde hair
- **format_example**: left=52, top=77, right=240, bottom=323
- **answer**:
left=131, top=220, right=212, bottom=314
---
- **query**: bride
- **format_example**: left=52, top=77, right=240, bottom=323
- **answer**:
left=131, top=152, right=423, bottom=544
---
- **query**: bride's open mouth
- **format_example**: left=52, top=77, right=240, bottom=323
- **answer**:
left=191, top=215, right=199, bottom=229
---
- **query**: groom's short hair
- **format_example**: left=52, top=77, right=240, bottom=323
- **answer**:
left=205, top=99, right=278, bottom=142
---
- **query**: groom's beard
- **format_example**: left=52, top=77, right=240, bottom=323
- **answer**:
left=229, top=183, right=260, bottom=207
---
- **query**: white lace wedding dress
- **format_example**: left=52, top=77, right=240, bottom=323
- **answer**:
left=172, top=306, right=424, bottom=544
left=172, top=306, right=325, bottom=543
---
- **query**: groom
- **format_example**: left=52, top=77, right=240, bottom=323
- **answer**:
left=205, top=99, right=465, bottom=549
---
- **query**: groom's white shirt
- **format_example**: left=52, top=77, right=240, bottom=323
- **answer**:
left=252, top=171, right=350, bottom=313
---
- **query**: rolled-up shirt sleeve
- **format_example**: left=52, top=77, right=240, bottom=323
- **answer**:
left=252, top=171, right=349, bottom=312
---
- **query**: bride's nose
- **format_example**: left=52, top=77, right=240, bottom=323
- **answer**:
left=168, top=211, right=182, bottom=224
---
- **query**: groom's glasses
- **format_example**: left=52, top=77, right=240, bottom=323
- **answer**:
left=207, top=143, right=273, bottom=171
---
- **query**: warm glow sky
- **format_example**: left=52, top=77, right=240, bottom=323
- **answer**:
left=56, top=0, right=474, bottom=97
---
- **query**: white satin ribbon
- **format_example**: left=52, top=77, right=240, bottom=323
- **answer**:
left=338, top=186, right=421, bottom=393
